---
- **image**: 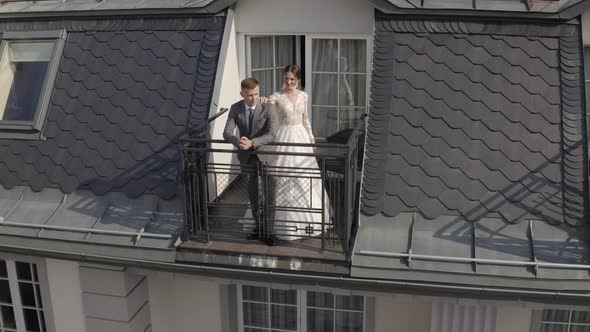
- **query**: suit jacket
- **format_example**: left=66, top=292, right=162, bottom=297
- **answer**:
left=223, top=100, right=279, bottom=163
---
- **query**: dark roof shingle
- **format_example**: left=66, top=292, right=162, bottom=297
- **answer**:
left=0, top=16, right=225, bottom=199
left=361, top=17, right=587, bottom=226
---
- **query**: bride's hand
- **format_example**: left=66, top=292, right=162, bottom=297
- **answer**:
left=259, top=96, right=269, bottom=104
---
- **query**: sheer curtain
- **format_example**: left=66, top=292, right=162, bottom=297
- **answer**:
left=242, top=286, right=297, bottom=331
left=311, top=38, right=366, bottom=138
left=249, top=36, right=296, bottom=97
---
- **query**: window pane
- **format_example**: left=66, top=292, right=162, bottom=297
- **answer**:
left=584, top=47, right=590, bottom=81
left=9, top=42, right=53, bottom=62
left=270, top=304, right=297, bottom=330
left=339, top=74, right=366, bottom=107
left=540, top=324, right=569, bottom=332
left=23, top=309, right=40, bottom=332
left=19, top=283, right=35, bottom=307
left=270, top=289, right=296, bottom=305
left=243, top=302, right=268, bottom=328
left=0, top=261, right=7, bottom=278
left=243, top=286, right=268, bottom=302
left=571, top=326, right=590, bottom=332
left=311, top=107, right=338, bottom=138
left=39, top=311, right=46, bottom=331
left=244, top=328, right=267, bottom=332
left=340, top=40, right=366, bottom=73
left=572, top=311, right=590, bottom=324
left=336, top=311, right=364, bottom=332
left=32, top=265, right=38, bottom=283
left=307, top=308, right=334, bottom=332
left=2, top=61, right=48, bottom=121
left=335, top=295, right=364, bottom=311
left=339, top=108, right=364, bottom=132
left=35, top=285, right=42, bottom=309
left=275, top=69, right=284, bottom=93
left=312, top=39, right=338, bottom=72
left=15, top=263, right=32, bottom=281
left=542, top=310, right=570, bottom=322
left=0, top=280, right=11, bottom=304
left=312, top=74, right=338, bottom=105
left=307, top=291, right=333, bottom=309
left=275, top=36, right=295, bottom=67
left=251, top=69, right=274, bottom=98
left=1, top=305, right=15, bottom=329
left=250, top=37, right=273, bottom=70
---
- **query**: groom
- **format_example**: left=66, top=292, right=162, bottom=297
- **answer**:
left=223, top=78, right=279, bottom=246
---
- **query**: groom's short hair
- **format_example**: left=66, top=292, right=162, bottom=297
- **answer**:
left=241, top=78, right=259, bottom=90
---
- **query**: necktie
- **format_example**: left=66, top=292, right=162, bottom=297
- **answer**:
left=247, top=107, right=255, bottom=131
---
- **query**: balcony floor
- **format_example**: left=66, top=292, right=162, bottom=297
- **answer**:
left=178, top=176, right=349, bottom=274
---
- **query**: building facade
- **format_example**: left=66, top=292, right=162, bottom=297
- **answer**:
left=0, top=0, right=585, bottom=331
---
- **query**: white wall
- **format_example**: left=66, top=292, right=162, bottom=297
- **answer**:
left=148, top=274, right=226, bottom=332
left=45, top=259, right=86, bottom=332
left=583, top=11, right=590, bottom=45
left=235, top=0, right=374, bottom=34
left=208, top=8, right=242, bottom=196
left=495, top=306, right=533, bottom=332
left=373, top=296, right=431, bottom=332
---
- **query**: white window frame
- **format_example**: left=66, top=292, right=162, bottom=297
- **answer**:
left=535, top=308, right=590, bottom=331
left=0, top=254, right=54, bottom=332
left=305, top=34, right=372, bottom=136
left=0, top=30, right=66, bottom=140
left=584, top=46, right=590, bottom=151
left=245, top=34, right=302, bottom=95
left=236, top=284, right=368, bottom=332
left=243, top=33, right=372, bottom=137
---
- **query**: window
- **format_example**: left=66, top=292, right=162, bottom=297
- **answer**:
left=585, top=46, right=590, bottom=143
left=238, top=285, right=365, bottom=332
left=0, top=259, right=47, bottom=332
left=246, top=35, right=369, bottom=138
left=0, top=30, right=65, bottom=139
left=247, top=36, right=301, bottom=97
left=534, top=309, right=590, bottom=332
left=308, top=38, right=367, bottom=138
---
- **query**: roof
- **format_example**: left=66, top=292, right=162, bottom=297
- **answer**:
left=370, top=0, right=590, bottom=19
left=0, top=15, right=225, bottom=199
left=0, top=0, right=235, bottom=15
left=353, top=15, right=590, bottom=292
left=0, top=186, right=184, bottom=262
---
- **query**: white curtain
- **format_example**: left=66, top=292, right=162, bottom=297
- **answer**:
left=311, top=39, right=366, bottom=137
left=242, top=286, right=297, bottom=331
left=250, top=36, right=296, bottom=97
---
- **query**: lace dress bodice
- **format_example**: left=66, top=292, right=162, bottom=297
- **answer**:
left=269, top=91, right=314, bottom=140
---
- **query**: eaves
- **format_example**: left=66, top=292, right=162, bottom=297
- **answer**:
left=370, top=0, right=590, bottom=21
left=0, top=0, right=235, bottom=19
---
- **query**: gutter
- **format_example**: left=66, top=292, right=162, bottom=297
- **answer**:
left=358, top=250, right=590, bottom=270
left=0, top=0, right=235, bottom=19
left=0, top=242, right=589, bottom=305
left=369, top=0, right=586, bottom=20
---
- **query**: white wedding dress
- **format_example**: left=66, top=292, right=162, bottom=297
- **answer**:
left=258, top=91, right=331, bottom=240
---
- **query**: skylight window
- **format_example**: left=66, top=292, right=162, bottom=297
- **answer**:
left=0, top=30, right=65, bottom=139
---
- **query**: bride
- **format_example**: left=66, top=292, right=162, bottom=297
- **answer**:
left=259, top=64, right=331, bottom=241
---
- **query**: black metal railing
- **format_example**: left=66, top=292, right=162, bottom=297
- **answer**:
left=180, top=111, right=364, bottom=253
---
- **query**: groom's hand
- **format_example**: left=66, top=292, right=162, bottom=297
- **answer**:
left=239, top=137, right=253, bottom=150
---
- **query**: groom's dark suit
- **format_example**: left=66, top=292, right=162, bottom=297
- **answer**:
left=223, top=100, right=279, bottom=241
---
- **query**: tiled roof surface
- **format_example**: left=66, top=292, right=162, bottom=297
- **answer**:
left=0, top=16, right=224, bottom=199
left=361, top=17, right=587, bottom=226
left=0, top=0, right=235, bottom=14
left=372, top=0, right=586, bottom=16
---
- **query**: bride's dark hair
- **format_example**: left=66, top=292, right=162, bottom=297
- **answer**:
left=284, top=64, right=301, bottom=80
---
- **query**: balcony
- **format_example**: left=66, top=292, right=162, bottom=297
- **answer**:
left=178, top=110, right=364, bottom=273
